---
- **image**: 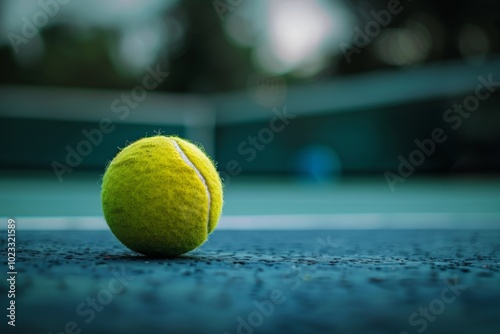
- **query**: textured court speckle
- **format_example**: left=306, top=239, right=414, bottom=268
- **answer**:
left=1, top=230, right=499, bottom=334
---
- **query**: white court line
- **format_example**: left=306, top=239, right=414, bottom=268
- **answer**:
left=1, top=213, right=499, bottom=230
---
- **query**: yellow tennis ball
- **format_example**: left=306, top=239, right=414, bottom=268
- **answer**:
left=101, top=135, right=223, bottom=257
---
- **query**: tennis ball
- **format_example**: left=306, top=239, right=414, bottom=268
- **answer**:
left=101, top=135, right=223, bottom=257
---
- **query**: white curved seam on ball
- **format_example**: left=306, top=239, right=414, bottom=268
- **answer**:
left=170, top=139, right=211, bottom=229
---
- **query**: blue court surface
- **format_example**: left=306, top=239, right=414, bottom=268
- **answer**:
left=1, top=174, right=500, bottom=334
left=2, top=229, right=500, bottom=334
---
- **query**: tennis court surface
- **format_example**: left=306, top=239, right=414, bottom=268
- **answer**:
left=3, top=229, right=500, bottom=334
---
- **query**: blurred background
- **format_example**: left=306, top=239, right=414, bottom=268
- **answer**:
left=1, top=0, right=499, bottom=228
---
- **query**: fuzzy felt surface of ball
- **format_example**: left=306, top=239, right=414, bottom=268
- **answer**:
left=101, top=136, right=223, bottom=257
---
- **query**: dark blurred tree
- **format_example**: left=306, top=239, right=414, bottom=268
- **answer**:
left=0, top=0, right=499, bottom=91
